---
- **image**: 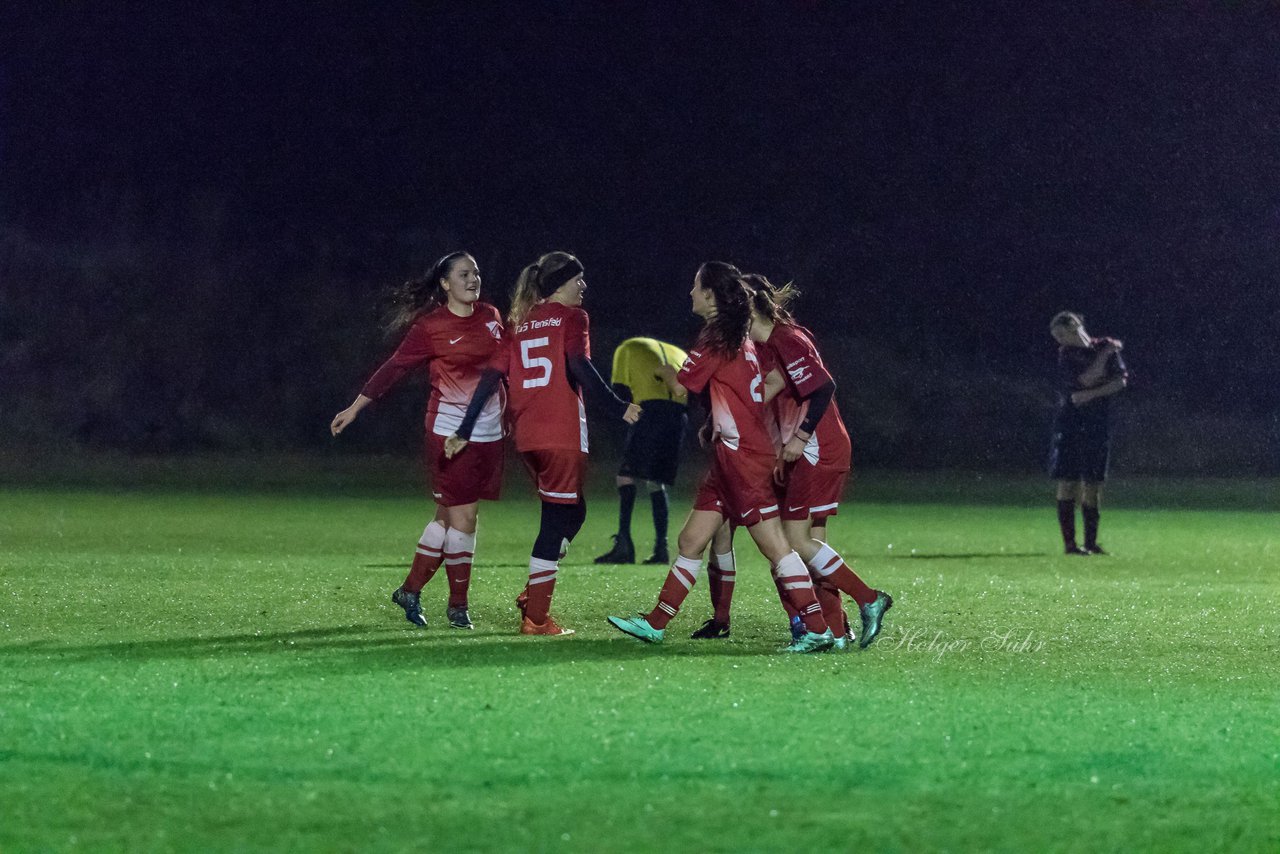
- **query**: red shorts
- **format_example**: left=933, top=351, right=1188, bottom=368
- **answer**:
left=777, top=459, right=849, bottom=522
left=693, top=446, right=780, bottom=528
left=425, top=433, right=504, bottom=506
left=521, top=449, right=587, bottom=505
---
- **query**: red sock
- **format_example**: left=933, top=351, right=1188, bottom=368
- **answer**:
left=444, top=529, right=476, bottom=608
left=815, top=582, right=845, bottom=636
left=807, top=544, right=876, bottom=606
left=403, top=520, right=447, bottom=593
left=772, top=576, right=801, bottom=622
left=773, top=551, right=828, bottom=634
left=523, top=557, right=558, bottom=624
left=710, top=550, right=736, bottom=624
left=646, top=555, right=702, bottom=630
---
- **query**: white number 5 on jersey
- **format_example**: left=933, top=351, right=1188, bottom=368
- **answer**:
left=521, top=337, right=553, bottom=388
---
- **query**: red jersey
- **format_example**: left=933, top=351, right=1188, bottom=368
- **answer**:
left=763, top=322, right=850, bottom=468
left=678, top=334, right=773, bottom=456
left=361, top=302, right=507, bottom=442
left=505, top=302, right=591, bottom=453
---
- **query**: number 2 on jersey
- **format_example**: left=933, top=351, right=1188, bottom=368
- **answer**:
left=521, top=337, right=553, bottom=388
left=745, top=349, right=764, bottom=402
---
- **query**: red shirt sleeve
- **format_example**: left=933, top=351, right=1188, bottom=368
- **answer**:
left=360, top=317, right=436, bottom=400
left=770, top=325, right=833, bottom=399
left=677, top=341, right=717, bottom=395
left=564, top=308, right=590, bottom=359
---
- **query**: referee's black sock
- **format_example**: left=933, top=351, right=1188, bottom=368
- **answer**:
left=650, top=486, right=669, bottom=547
left=1056, top=499, right=1077, bottom=549
left=616, top=483, right=637, bottom=542
left=1081, top=504, right=1100, bottom=548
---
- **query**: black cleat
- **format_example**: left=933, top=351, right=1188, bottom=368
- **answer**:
left=1064, top=545, right=1090, bottom=556
left=1083, top=543, right=1108, bottom=555
left=858, top=591, right=894, bottom=649
left=391, top=586, right=427, bottom=627
left=594, top=535, right=636, bottom=564
left=689, top=618, right=731, bottom=639
left=446, top=605, right=474, bottom=630
left=642, top=544, right=670, bottom=565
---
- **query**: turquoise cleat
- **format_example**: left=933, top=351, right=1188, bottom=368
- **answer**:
left=786, top=629, right=835, bottom=654
left=858, top=591, right=894, bottom=649
left=607, top=614, right=665, bottom=644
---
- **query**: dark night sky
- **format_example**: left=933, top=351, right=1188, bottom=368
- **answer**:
left=3, top=1, right=1280, bottom=419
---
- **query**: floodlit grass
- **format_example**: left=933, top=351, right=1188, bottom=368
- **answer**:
left=1, top=467, right=1276, bottom=852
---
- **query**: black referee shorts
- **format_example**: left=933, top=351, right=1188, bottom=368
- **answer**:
left=619, top=400, right=688, bottom=486
left=1048, top=426, right=1110, bottom=482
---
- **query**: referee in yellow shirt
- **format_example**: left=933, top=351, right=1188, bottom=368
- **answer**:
left=594, top=337, right=689, bottom=564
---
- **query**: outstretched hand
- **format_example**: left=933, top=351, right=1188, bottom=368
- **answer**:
left=330, top=407, right=358, bottom=436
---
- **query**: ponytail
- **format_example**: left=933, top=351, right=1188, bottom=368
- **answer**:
left=508, top=262, right=543, bottom=326
left=743, top=273, right=799, bottom=325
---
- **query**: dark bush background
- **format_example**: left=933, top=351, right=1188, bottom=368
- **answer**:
left=2, top=3, right=1277, bottom=474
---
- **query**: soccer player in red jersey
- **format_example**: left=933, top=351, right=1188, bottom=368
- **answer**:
left=451, top=251, right=640, bottom=636
left=607, top=262, right=836, bottom=653
left=751, top=275, right=891, bottom=649
left=331, top=251, right=506, bottom=631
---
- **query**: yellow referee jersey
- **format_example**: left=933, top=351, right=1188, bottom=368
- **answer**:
left=610, top=337, right=689, bottom=404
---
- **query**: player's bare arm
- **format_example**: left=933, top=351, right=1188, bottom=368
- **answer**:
left=761, top=368, right=785, bottom=405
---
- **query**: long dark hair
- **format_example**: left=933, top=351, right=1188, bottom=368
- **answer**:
left=696, top=261, right=752, bottom=357
left=384, top=251, right=473, bottom=334
left=509, top=251, right=581, bottom=325
left=743, top=273, right=799, bottom=325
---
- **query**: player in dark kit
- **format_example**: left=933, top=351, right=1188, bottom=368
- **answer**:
left=594, top=337, right=689, bottom=566
left=1048, top=311, right=1128, bottom=555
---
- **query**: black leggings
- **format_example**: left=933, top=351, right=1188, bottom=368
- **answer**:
left=532, top=500, right=587, bottom=561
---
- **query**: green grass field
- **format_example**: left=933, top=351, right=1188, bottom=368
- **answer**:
left=1, top=461, right=1276, bottom=852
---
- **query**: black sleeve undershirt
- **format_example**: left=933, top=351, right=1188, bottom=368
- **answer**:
left=455, top=368, right=504, bottom=441
left=569, top=354, right=630, bottom=418
left=797, top=380, right=835, bottom=436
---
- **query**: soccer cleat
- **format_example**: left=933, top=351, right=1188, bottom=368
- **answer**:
left=446, top=605, right=474, bottom=630
left=607, top=614, right=664, bottom=644
left=833, top=633, right=849, bottom=651
left=642, top=544, right=670, bottom=565
left=786, top=629, right=836, bottom=654
left=520, top=615, right=575, bottom=636
left=1083, top=543, right=1108, bottom=556
left=689, top=618, right=730, bottom=639
left=391, top=586, right=427, bottom=628
left=1064, top=545, right=1090, bottom=556
left=858, top=591, right=894, bottom=649
left=594, top=535, right=636, bottom=564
